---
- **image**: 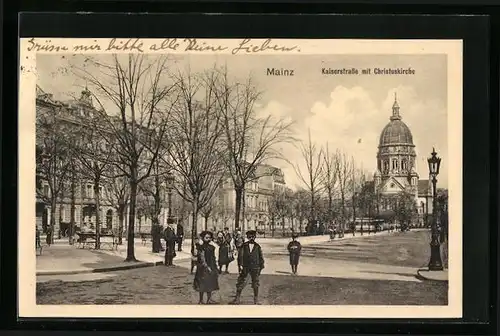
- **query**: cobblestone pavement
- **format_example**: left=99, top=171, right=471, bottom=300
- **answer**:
left=36, top=259, right=447, bottom=305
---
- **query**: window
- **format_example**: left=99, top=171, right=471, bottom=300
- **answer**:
left=392, top=159, right=398, bottom=170
left=87, top=185, right=93, bottom=198
left=383, top=160, right=389, bottom=173
left=43, top=185, right=49, bottom=197
left=402, top=160, right=407, bottom=171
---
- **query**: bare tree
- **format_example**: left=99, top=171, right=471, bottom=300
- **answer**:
left=71, top=117, right=114, bottom=249
left=293, top=130, right=324, bottom=229
left=322, top=143, right=340, bottom=227
left=292, top=189, right=309, bottom=235
left=165, top=69, right=226, bottom=254
left=213, top=68, right=294, bottom=231
left=336, top=151, right=354, bottom=233
left=36, top=102, right=73, bottom=244
left=137, top=158, right=167, bottom=252
left=103, top=175, right=130, bottom=244
left=200, top=196, right=217, bottom=231
left=72, top=54, right=174, bottom=261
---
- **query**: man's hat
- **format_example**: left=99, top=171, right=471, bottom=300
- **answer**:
left=246, top=230, right=257, bottom=237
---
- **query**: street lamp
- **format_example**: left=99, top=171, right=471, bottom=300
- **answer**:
left=427, top=148, right=443, bottom=271
left=166, top=172, right=175, bottom=225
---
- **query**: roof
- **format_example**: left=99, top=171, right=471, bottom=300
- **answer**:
left=379, top=119, right=414, bottom=146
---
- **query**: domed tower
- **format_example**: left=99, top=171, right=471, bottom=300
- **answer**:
left=376, top=94, right=418, bottom=196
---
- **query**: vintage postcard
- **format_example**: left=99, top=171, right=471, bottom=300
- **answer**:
left=19, top=38, right=462, bottom=318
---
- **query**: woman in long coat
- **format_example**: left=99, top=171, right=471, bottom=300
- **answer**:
left=216, top=231, right=232, bottom=274
left=193, top=231, right=219, bottom=304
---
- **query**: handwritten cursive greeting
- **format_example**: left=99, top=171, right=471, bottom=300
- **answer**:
left=25, top=38, right=301, bottom=54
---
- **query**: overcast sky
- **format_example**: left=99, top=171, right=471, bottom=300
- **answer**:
left=37, top=53, right=448, bottom=189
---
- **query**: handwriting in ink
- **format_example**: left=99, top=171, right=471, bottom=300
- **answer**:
left=26, top=38, right=69, bottom=52
left=149, top=39, right=180, bottom=51
left=231, top=39, right=300, bottom=55
left=105, top=38, right=145, bottom=53
left=183, top=39, right=228, bottom=52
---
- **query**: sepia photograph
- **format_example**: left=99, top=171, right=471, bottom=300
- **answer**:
left=19, top=38, right=462, bottom=318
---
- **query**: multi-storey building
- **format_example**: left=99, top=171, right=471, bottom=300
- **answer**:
left=35, top=86, right=291, bottom=237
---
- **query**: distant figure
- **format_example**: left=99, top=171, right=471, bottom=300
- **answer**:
left=216, top=231, right=233, bottom=274
left=287, top=233, right=302, bottom=275
left=177, top=223, right=184, bottom=252
left=46, top=225, right=53, bottom=246
left=35, top=228, right=41, bottom=249
left=193, top=231, right=219, bottom=304
left=164, top=224, right=177, bottom=266
left=230, top=230, right=265, bottom=305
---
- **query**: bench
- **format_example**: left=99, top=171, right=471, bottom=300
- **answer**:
left=76, top=233, right=119, bottom=250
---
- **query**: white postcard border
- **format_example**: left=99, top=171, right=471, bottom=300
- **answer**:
left=18, top=38, right=463, bottom=318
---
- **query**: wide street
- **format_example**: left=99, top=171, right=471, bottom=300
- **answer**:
left=36, top=229, right=448, bottom=305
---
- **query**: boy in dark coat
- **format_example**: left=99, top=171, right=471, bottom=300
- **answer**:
left=287, top=233, right=302, bottom=275
left=230, top=230, right=265, bottom=305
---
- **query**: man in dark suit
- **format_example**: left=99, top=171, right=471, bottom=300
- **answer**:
left=230, top=230, right=265, bottom=305
left=164, top=224, right=177, bottom=266
left=177, top=223, right=184, bottom=252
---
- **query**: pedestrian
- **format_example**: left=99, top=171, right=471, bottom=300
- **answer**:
left=193, top=231, right=219, bottom=304
left=230, top=230, right=265, bottom=305
left=164, top=224, right=177, bottom=266
left=177, top=222, right=184, bottom=252
left=233, top=229, right=244, bottom=273
left=216, top=231, right=233, bottom=274
left=287, top=233, right=302, bottom=275
left=46, top=225, right=53, bottom=246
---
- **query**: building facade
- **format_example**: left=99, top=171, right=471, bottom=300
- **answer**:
left=35, top=86, right=292, bottom=237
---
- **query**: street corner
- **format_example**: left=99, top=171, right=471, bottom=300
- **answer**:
left=416, top=268, right=448, bottom=282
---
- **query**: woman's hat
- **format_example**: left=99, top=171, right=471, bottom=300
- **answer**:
left=200, top=230, right=213, bottom=238
left=292, top=233, right=299, bottom=238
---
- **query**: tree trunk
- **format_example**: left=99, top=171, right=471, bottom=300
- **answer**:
left=69, top=166, right=76, bottom=245
left=204, top=215, right=209, bottom=231
left=80, top=181, right=85, bottom=229
left=126, top=180, right=138, bottom=261
left=241, top=188, right=246, bottom=232
left=50, top=198, right=56, bottom=244
left=118, top=205, right=125, bottom=244
left=234, top=187, right=243, bottom=231
left=191, top=201, right=199, bottom=256
left=282, top=215, right=285, bottom=237
left=94, top=177, right=101, bottom=250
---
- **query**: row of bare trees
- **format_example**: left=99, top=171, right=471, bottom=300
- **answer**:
left=36, top=54, right=294, bottom=261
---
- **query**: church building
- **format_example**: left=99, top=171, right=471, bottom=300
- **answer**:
left=372, top=94, right=433, bottom=227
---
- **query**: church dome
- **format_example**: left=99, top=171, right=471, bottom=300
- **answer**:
left=379, top=95, right=414, bottom=146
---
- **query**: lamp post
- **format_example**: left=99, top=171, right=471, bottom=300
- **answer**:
left=166, top=172, right=174, bottom=225
left=427, top=148, right=443, bottom=271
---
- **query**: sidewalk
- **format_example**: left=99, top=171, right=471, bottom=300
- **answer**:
left=416, top=269, right=448, bottom=282
left=36, top=241, right=191, bottom=276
